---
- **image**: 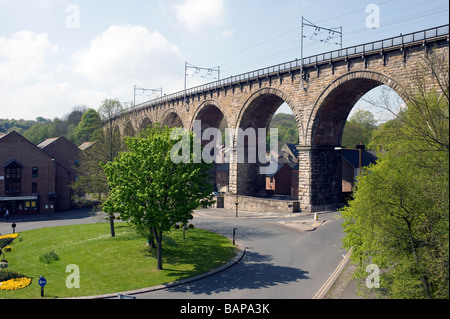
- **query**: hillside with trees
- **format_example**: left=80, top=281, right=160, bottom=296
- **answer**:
left=269, top=110, right=379, bottom=150
left=0, top=106, right=101, bottom=146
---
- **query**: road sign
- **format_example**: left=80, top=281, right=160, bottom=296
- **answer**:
left=38, top=277, right=47, bottom=287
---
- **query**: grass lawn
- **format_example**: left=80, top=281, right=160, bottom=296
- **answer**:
left=0, top=223, right=236, bottom=299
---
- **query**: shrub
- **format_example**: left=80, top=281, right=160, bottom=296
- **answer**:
left=38, top=251, right=60, bottom=264
left=0, top=238, right=13, bottom=249
left=0, top=270, right=26, bottom=282
left=0, top=234, right=19, bottom=249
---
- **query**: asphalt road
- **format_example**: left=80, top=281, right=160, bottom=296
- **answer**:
left=1, top=208, right=348, bottom=299
left=135, top=209, right=347, bottom=299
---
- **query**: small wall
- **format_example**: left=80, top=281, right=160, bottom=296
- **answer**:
left=224, top=194, right=300, bottom=214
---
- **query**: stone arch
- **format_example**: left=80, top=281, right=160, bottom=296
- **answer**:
left=162, top=109, right=184, bottom=128
left=233, top=87, right=302, bottom=196
left=123, top=121, right=136, bottom=137
left=307, top=71, right=400, bottom=146
left=140, top=116, right=153, bottom=130
left=190, top=100, right=229, bottom=193
left=297, top=71, right=402, bottom=212
left=189, top=100, right=228, bottom=132
left=235, top=87, right=302, bottom=135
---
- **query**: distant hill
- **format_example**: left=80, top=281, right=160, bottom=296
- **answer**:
left=0, top=106, right=89, bottom=145
left=268, top=110, right=379, bottom=150
left=269, top=113, right=299, bottom=148
left=0, top=118, right=36, bottom=135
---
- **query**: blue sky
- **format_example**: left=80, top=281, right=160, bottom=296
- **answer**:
left=0, top=0, right=448, bottom=120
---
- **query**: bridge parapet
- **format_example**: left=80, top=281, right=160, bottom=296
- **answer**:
left=127, top=24, right=449, bottom=114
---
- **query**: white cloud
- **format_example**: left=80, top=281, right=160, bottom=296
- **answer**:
left=173, top=0, right=226, bottom=33
left=2, top=82, right=106, bottom=120
left=71, top=25, right=182, bottom=86
left=0, top=25, right=185, bottom=120
left=0, top=31, right=59, bottom=86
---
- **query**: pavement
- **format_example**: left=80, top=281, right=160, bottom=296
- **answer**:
left=1, top=207, right=362, bottom=299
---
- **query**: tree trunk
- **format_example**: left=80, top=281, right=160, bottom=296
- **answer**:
left=404, top=217, right=431, bottom=299
left=153, top=228, right=163, bottom=270
left=147, top=233, right=155, bottom=249
left=109, top=213, right=115, bottom=237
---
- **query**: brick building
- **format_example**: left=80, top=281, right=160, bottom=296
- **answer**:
left=341, top=147, right=378, bottom=193
left=265, top=163, right=294, bottom=196
left=38, top=136, right=80, bottom=211
left=0, top=132, right=80, bottom=217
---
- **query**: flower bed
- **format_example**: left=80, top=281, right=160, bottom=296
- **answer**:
left=0, top=277, right=32, bottom=291
left=0, top=234, right=19, bottom=248
left=0, top=233, right=31, bottom=291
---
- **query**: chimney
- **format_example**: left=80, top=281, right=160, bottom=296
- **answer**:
left=355, top=143, right=365, bottom=151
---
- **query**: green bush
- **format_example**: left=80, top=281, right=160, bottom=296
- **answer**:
left=0, top=238, right=13, bottom=248
left=0, top=270, right=26, bottom=282
left=38, top=251, right=59, bottom=264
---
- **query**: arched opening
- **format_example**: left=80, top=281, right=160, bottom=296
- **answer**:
left=163, top=111, right=183, bottom=129
left=305, top=75, right=404, bottom=211
left=235, top=90, right=302, bottom=199
left=140, top=117, right=153, bottom=131
left=191, top=102, right=228, bottom=193
left=123, top=121, right=136, bottom=137
left=311, top=78, right=382, bottom=146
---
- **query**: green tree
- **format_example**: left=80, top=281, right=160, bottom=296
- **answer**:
left=342, top=110, right=377, bottom=149
left=341, top=49, right=449, bottom=299
left=268, top=113, right=299, bottom=150
left=102, top=126, right=214, bottom=270
left=75, top=109, right=102, bottom=143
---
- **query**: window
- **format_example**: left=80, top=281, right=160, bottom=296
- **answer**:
left=32, top=182, right=38, bottom=193
left=32, top=167, right=38, bottom=178
left=4, top=161, right=22, bottom=195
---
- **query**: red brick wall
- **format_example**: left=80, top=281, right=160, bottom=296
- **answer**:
left=291, top=168, right=299, bottom=199
left=0, top=132, right=56, bottom=215
left=342, top=157, right=354, bottom=193
left=39, top=137, right=80, bottom=211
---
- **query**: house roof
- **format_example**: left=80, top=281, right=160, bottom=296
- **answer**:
left=38, top=136, right=78, bottom=150
left=3, top=159, right=24, bottom=168
left=216, top=163, right=230, bottom=171
left=341, top=149, right=378, bottom=168
left=283, top=143, right=299, bottom=158
left=79, top=142, right=96, bottom=151
left=265, top=163, right=290, bottom=177
left=37, top=137, right=60, bottom=149
left=0, top=131, right=54, bottom=163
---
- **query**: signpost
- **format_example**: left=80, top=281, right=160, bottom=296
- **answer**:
left=38, top=276, right=47, bottom=297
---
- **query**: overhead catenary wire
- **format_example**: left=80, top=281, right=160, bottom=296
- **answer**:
left=143, top=0, right=448, bottom=95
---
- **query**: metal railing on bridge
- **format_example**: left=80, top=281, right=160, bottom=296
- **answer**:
left=130, top=24, right=448, bottom=112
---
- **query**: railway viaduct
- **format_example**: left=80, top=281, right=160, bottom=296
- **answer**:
left=110, top=25, right=449, bottom=212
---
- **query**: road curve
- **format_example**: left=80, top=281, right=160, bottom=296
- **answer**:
left=1, top=208, right=347, bottom=299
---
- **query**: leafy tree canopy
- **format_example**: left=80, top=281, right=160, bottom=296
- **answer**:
left=341, top=50, right=449, bottom=299
left=102, top=126, right=214, bottom=270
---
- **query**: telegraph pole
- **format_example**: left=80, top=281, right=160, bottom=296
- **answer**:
left=300, top=17, right=342, bottom=90
left=133, top=85, right=163, bottom=107
left=184, top=62, right=220, bottom=110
